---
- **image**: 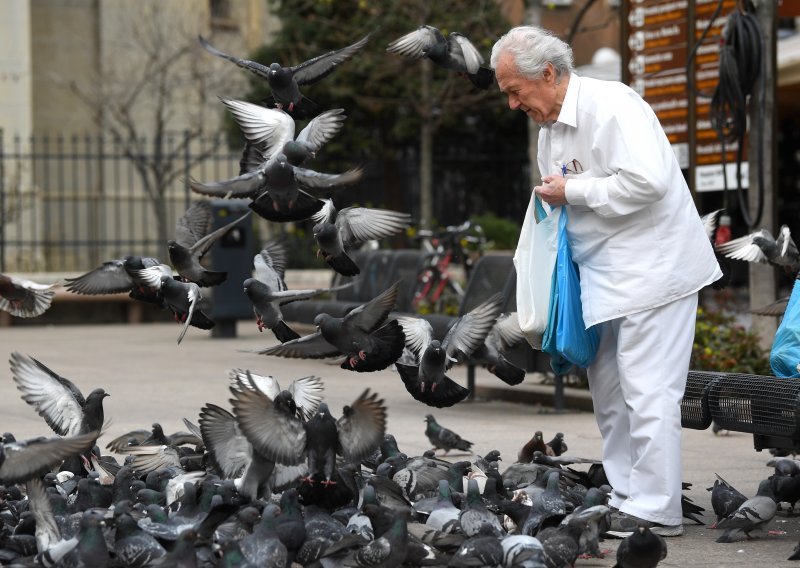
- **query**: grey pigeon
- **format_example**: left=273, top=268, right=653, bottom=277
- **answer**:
left=716, top=225, right=800, bottom=274
left=522, top=471, right=566, bottom=536
left=545, top=433, right=568, bottom=457
left=64, top=256, right=168, bottom=296
left=0, top=431, right=98, bottom=485
left=0, top=273, right=60, bottom=318
left=113, top=512, right=167, bottom=567
left=155, top=275, right=214, bottom=344
left=450, top=523, right=504, bottom=567
left=239, top=504, right=288, bottom=567
left=190, top=100, right=359, bottom=222
left=387, top=25, right=495, bottom=89
left=198, top=33, right=371, bottom=116
left=716, top=479, right=778, bottom=542
left=10, top=352, right=109, bottom=437
left=395, top=293, right=503, bottom=407
left=311, top=199, right=412, bottom=276
left=167, top=200, right=252, bottom=287
left=425, top=479, right=460, bottom=533
left=258, top=282, right=405, bottom=373
left=707, top=473, right=748, bottom=527
left=501, top=534, right=546, bottom=567
left=244, top=240, right=352, bottom=341
left=105, top=423, right=201, bottom=454
left=230, top=383, right=386, bottom=487
left=614, top=525, right=667, bottom=568
left=424, top=414, right=472, bottom=454
left=228, top=370, right=323, bottom=421
left=459, top=478, right=504, bottom=538
left=351, top=511, right=409, bottom=568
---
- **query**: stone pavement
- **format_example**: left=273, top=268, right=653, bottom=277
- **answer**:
left=0, top=321, right=797, bottom=566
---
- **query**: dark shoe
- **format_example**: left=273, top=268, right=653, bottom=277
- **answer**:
left=604, top=511, right=684, bottom=538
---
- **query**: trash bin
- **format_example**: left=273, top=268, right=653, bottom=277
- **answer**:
left=208, top=199, right=253, bottom=338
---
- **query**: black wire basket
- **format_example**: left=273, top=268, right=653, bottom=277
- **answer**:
left=681, top=371, right=720, bottom=430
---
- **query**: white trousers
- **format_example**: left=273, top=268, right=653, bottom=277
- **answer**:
left=587, top=293, right=697, bottom=525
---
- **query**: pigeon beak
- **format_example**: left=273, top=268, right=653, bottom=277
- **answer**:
left=103, top=393, right=110, bottom=398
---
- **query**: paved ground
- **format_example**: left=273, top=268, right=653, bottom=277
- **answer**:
left=0, top=321, right=798, bottom=566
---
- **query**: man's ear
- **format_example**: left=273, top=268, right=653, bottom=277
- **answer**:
left=543, top=63, right=556, bottom=85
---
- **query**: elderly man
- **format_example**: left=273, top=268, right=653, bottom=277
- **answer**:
left=491, top=26, right=721, bottom=537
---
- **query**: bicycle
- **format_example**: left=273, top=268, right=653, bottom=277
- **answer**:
left=410, top=221, right=487, bottom=315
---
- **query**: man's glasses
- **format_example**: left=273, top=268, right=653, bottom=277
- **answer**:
left=560, top=158, right=584, bottom=176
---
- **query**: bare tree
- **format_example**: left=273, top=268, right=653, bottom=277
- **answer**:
left=57, top=3, right=241, bottom=247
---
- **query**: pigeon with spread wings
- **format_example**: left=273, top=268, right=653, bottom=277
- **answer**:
left=467, top=312, right=528, bottom=386
left=311, top=199, right=412, bottom=276
left=230, top=381, right=386, bottom=487
left=198, top=33, right=371, bottom=117
left=257, top=281, right=405, bottom=372
left=0, top=274, right=61, bottom=318
left=715, top=225, right=800, bottom=275
left=395, top=293, right=504, bottom=407
left=387, top=25, right=494, bottom=90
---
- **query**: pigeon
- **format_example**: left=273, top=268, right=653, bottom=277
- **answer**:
left=467, top=312, right=527, bottom=386
left=0, top=273, right=60, bottom=317
left=350, top=510, right=409, bottom=567
left=238, top=504, right=288, bottom=567
left=10, top=352, right=109, bottom=437
left=387, top=25, right=495, bottom=89
left=424, top=415, right=472, bottom=454
left=64, top=256, right=169, bottom=297
left=230, top=383, right=386, bottom=487
left=715, top=225, right=800, bottom=274
left=113, top=512, right=167, bottom=567
left=190, top=100, right=362, bottom=222
left=716, top=479, right=778, bottom=543
left=243, top=240, right=352, bottom=341
left=395, top=293, right=503, bottom=407
left=198, top=32, right=371, bottom=116
left=105, top=423, right=201, bottom=454
left=707, top=473, right=748, bottom=527
left=521, top=471, right=566, bottom=536
left=459, top=478, right=504, bottom=537
left=257, top=281, right=406, bottom=373
left=0, top=431, right=98, bottom=485
left=425, top=479, right=461, bottom=533
left=545, top=433, right=568, bottom=457
left=518, top=431, right=551, bottom=463
left=167, top=200, right=252, bottom=287
left=500, top=534, right=546, bottom=567
left=155, top=275, right=213, bottom=344
left=450, top=523, right=504, bottom=566
left=311, top=199, right=412, bottom=276
left=613, top=525, right=667, bottom=568
left=228, top=370, right=323, bottom=421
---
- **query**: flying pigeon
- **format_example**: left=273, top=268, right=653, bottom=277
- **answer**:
left=190, top=101, right=362, bottom=222
left=64, top=256, right=170, bottom=296
left=387, top=25, right=495, bottom=89
left=257, top=281, right=406, bottom=372
left=229, top=382, right=386, bottom=486
left=424, top=415, right=472, bottom=454
left=198, top=33, right=371, bottom=116
left=716, top=225, right=800, bottom=275
left=467, top=311, right=527, bottom=386
left=167, top=200, right=252, bottom=287
left=0, top=274, right=60, bottom=318
left=395, top=293, right=504, bottom=407
left=10, top=352, right=109, bottom=437
left=311, top=199, right=412, bottom=276
left=243, top=240, right=352, bottom=341
left=156, top=275, right=214, bottom=344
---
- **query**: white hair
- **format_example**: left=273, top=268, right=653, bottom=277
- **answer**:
left=490, top=26, right=574, bottom=81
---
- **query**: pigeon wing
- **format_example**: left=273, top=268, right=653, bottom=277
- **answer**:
left=253, top=250, right=285, bottom=291
left=489, top=312, right=526, bottom=353
left=105, top=429, right=151, bottom=453
left=0, top=277, right=59, bottom=318
left=0, top=431, right=98, bottom=485
left=449, top=32, right=485, bottom=73
left=344, top=281, right=400, bottom=332
left=443, top=293, right=503, bottom=363
left=174, top=201, right=213, bottom=248
left=10, top=353, right=86, bottom=436
left=229, top=369, right=281, bottom=400
left=27, top=477, right=61, bottom=552
left=700, top=209, right=722, bottom=240
left=291, top=32, right=371, bottom=86
left=294, top=166, right=364, bottom=191
left=715, top=229, right=772, bottom=263
left=289, top=376, right=324, bottom=421
left=259, top=239, right=288, bottom=280
left=188, top=171, right=266, bottom=199
left=198, top=35, right=272, bottom=79
left=335, top=207, right=412, bottom=249
left=396, top=316, right=434, bottom=359
left=296, top=108, right=347, bottom=153
left=229, top=381, right=306, bottom=465
left=386, top=26, right=438, bottom=59
left=188, top=210, right=252, bottom=262
left=64, top=260, right=133, bottom=295
left=256, top=331, right=342, bottom=359
left=336, top=389, right=387, bottom=463
left=311, top=198, right=337, bottom=225
left=125, top=445, right=183, bottom=475
left=218, top=97, right=295, bottom=157
left=198, top=403, right=252, bottom=479
left=176, top=283, right=202, bottom=345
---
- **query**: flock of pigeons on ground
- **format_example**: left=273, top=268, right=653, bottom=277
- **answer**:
left=0, top=23, right=800, bottom=568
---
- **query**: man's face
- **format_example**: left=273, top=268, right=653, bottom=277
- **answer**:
left=495, top=53, right=559, bottom=125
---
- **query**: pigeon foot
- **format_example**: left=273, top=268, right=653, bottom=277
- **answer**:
left=321, top=479, right=337, bottom=487
left=300, top=476, right=315, bottom=486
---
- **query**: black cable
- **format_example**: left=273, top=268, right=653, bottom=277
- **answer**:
left=709, top=3, right=764, bottom=228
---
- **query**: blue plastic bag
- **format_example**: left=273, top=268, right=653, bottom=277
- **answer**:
left=770, top=279, right=800, bottom=377
left=542, top=207, right=600, bottom=374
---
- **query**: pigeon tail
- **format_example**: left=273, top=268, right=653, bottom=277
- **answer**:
left=489, top=357, right=526, bottom=386
left=272, top=320, right=301, bottom=343
left=249, top=192, right=324, bottom=222
left=395, top=364, right=470, bottom=408
left=326, top=252, right=360, bottom=277
left=196, top=271, right=227, bottom=287
left=468, top=67, right=495, bottom=90
left=188, top=310, right=215, bottom=330
left=344, top=320, right=405, bottom=373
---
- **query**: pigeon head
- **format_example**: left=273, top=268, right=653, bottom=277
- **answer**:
left=316, top=402, right=331, bottom=418
left=313, top=313, right=334, bottom=329
left=423, top=340, right=446, bottom=365
left=484, top=450, right=501, bottom=462
left=167, top=240, right=178, bottom=252
left=312, top=222, right=337, bottom=244
left=424, top=414, right=435, bottom=423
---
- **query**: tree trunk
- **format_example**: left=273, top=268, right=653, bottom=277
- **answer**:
left=420, top=58, right=434, bottom=230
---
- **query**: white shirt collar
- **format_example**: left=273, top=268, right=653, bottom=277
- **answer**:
left=556, top=72, right=579, bottom=128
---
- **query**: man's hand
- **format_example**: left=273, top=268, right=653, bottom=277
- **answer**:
left=534, top=175, right=568, bottom=206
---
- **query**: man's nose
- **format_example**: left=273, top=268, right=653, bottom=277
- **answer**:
left=508, top=94, right=520, bottom=110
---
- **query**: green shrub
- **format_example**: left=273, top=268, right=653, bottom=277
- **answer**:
left=692, top=305, right=771, bottom=374
left=470, top=213, right=520, bottom=250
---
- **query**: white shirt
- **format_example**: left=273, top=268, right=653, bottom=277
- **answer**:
left=537, top=73, right=722, bottom=327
